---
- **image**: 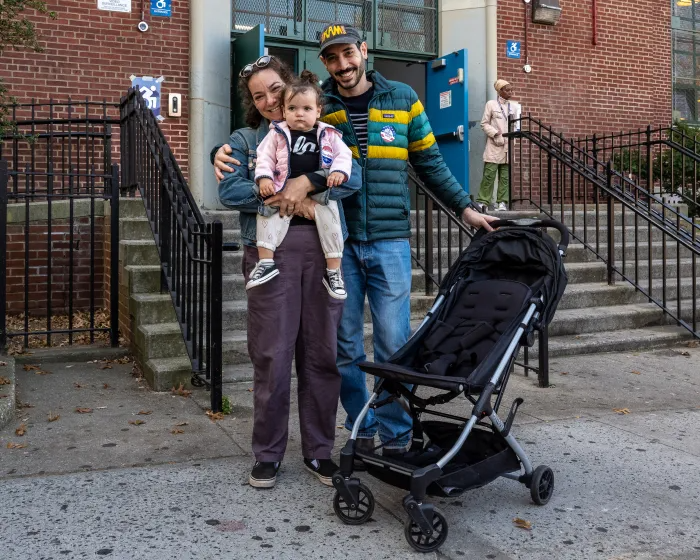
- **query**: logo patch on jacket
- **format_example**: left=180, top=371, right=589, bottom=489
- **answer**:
left=383, top=113, right=395, bottom=119
left=380, top=125, right=396, bottom=143
left=321, top=145, right=333, bottom=167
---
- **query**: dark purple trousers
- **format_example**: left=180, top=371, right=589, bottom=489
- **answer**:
left=243, top=225, right=344, bottom=462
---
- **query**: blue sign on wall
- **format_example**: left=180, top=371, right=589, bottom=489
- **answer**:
left=131, top=75, right=165, bottom=121
left=506, top=41, right=521, bottom=59
left=150, top=0, right=171, bottom=17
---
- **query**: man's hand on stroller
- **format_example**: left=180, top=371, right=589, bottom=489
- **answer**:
left=461, top=207, right=499, bottom=231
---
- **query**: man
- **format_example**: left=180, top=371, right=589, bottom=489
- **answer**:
left=316, top=23, right=498, bottom=461
left=476, top=79, right=519, bottom=212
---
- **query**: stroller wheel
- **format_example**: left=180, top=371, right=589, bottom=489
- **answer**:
left=404, top=507, right=448, bottom=553
left=333, top=483, right=375, bottom=525
left=530, top=465, right=554, bottom=505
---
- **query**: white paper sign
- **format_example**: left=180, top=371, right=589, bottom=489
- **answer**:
left=439, top=91, right=452, bottom=110
left=98, top=0, right=131, bottom=13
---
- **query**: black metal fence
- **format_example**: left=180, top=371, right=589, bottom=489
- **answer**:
left=575, top=126, right=700, bottom=219
left=510, top=115, right=699, bottom=339
left=0, top=99, right=120, bottom=351
left=120, top=88, right=225, bottom=412
left=408, top=169, right=551, bottom=386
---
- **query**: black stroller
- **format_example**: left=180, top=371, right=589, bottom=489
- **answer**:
left=331, top=219, right=569, bottom=552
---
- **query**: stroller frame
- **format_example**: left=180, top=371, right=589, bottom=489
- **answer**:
left=331, top=219, right=569, bottom=553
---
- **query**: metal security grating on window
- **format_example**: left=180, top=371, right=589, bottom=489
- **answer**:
left=305, top=0, right=372, bottom=43
left=377, top=0, right=437, bottom=55
left=232, top=0, right=302, bottom=38
left=672, top=0, right=700, bottom=122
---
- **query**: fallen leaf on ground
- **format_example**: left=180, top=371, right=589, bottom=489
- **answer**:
left=687, top=340, right=699, bottom=348
left=75, top=407, right=93, bottom=414
left=631, top=370, right=641, bottom=375
left=513, top=518, right=532, bottom=530
left=0, top=361, right=6, bottom=366
left=0, top=377, right=11, bottom=385
left=171, top=383, right=192, bottom=398
left=129, top=419, right=145, bottom=426
left=100, top=364, right=112, bottom=370
left=613, top=408, right=631, bottom=415
left=175, top=422, right=188, bottom=426
left=23, top=364, right=40, bottom=371
left=171, top=428, right=184, bottom=434
left=48, top=413, right=60, bottom=422
left=247, top=388, right=254, bottom=392
left=15, top=424, right=27, bottom=436
left=680, top=351, right=691, bottom=357
left=206, top=410, right=225, bottom=421
left=560, top=372, right=568, bottom=376
left=18, top=401, right=33, bottom=409
left=7, top=442, right=27, bottom=449
left=74, top=382, right=83, bottom=388
left=103, top=383, right=111, bottom=389
left=35, top=369, right=52, bottom=375
left=138, top=410, right=152, bottom=415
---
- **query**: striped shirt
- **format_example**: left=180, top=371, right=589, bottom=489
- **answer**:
left=341, top=87, right=374, bottom=156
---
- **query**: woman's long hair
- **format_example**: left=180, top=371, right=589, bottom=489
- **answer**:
left=238, top=56, right=295, bottom=129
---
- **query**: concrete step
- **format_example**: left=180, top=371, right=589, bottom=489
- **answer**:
left=122, top=265, right=161, bottom=294
left=143, top=356, right=192, bottom=392
left=527, top=325, right=693, bottom=359
left=119, top=197, right=148, bottom=219
left=130, top=293, right=176, bottom=325
left=134, top=322, right=186, bottom=361
left=118, top=216, right=152, bottom=241
left=119, top=239, right=159, bottom=267
left=557, top=278, right=698, bottom=310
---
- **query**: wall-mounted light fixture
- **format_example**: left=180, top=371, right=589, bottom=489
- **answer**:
left=532, top=0, right=562, bottom=25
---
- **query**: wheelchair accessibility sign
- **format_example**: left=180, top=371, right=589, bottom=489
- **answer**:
left=131, top=75, right=165, bottom=121
left=150, top=0, right=171, bottom=17
left=506, top=41, right=521, bottom=59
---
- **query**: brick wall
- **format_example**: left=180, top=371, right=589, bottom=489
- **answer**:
left=0, top=0, right=190, bottom=174
left=6, top=217, right=106, bottom=315
left=498, top=0, right=672, bottom=138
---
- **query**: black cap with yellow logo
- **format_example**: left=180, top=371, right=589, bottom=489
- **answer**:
left=319, top=22, right=363, bottom=55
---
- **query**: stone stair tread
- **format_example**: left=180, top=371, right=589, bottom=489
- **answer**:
left=119, top=239, right=157, bottom=246
left=145, top=356, right=192, bottom=371
left=131, top=293, right=171, bottom=303
left=124, top=264, right=161, bottom=271
left=139, top=322, right=182, bottom=335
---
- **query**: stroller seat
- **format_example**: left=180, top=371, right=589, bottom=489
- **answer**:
left=360, top=279, right=533, bottom=392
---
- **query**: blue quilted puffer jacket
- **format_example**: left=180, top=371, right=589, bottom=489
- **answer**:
left=321, top=70, right=473, bottom=242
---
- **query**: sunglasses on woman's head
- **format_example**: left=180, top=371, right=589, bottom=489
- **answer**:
left=239, top=55, right=272, bottom=78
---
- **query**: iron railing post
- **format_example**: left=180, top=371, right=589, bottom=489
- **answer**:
left=110, top=164, right=120, bottom=347
left=160, top=142, right=172, bottom=292
left=645, top=125, right=653, bottom=197
left=425, top=197, right=434, bottom=296
left=547, top=153, right=553, bottom=207
left=210, top=221, right=224, bottom=413
left=508, top=115, right=514, bottom=209
left=537, top=326, right=549, bottom=388
left=0, top=160, right=7, bottom=351
left=606, top=161, right=616, bottom=285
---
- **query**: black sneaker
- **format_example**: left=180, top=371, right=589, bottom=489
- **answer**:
left=322, top=268, right=347, bottom=300
left=249, top=461, right=280, bottom=488
left=304, top=458, right=339, bottom=487
left=246, top=261, right=279, bottom=290
left=382, top=446, right=408, bottom=460
left=353, top=437, right=375, bottom=471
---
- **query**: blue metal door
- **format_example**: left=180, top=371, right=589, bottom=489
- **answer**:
left=425, top=49, right=469, bottom=192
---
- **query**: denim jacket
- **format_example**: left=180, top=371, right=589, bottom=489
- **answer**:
left=216, top=121, right=362, bottom=247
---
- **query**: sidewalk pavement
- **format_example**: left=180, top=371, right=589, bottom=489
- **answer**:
left=1, top=344, right=699, bottom=560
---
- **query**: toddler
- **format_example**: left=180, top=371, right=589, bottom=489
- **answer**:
left=247, top=70, right=352, bottom=300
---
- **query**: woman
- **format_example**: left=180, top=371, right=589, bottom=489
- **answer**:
left=212, top=55, right=361, bottom=489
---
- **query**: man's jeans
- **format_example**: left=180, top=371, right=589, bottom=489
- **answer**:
left=337, top=239, right=413, bottom=449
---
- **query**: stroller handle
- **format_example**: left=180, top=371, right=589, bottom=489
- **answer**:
left=489, top=218, right=570, bottom=253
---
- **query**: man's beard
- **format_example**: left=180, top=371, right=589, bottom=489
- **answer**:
left=335, top=58, right=366, bottom=90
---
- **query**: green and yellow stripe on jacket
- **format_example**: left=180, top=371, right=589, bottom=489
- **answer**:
left=321, top=70, right=472, bottom=242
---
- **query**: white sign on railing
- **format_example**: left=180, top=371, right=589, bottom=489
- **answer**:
left=97, top=0, right=131, bottom=13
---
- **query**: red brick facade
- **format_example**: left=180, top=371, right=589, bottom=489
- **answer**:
left=0, top=0, right=190, bottom=173
left=497, top=0, right=672, bottom=137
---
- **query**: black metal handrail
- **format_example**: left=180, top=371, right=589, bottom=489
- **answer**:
left=120, top=88, right=224, bottom=412
left=510, top=115, right=699, bottom=339
left=408, top=169, right=550, bottom=385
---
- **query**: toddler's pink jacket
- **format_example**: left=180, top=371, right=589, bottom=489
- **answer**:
left=254, top=120, right=353, bottom=193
